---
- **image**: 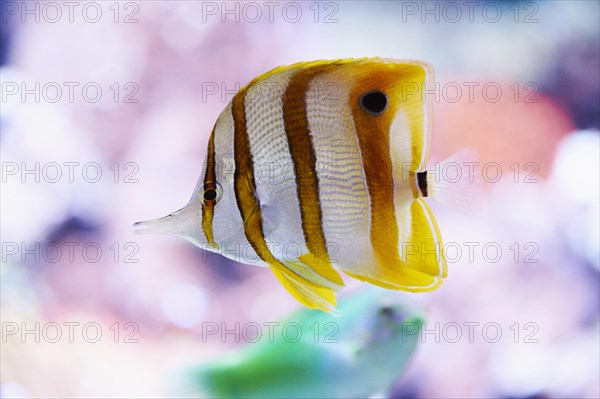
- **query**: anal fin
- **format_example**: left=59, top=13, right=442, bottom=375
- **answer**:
left=345, top=268, right=442, bottom=292
left=268, top=254, right=345, bottom=312
left=298, top=253, right=345, bottom=286
left=270, top=265, right=338, bottom=312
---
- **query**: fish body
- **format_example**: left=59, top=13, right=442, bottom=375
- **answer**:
left=135, top=58, right=461, bottom=311
left=189, top=287, right=424, bottom=398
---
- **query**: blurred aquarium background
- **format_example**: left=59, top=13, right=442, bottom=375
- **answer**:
left=1, top=0, right=599, bottom=398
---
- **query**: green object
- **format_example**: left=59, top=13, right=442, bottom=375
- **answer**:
left=189, top=288, right=424, bottom=398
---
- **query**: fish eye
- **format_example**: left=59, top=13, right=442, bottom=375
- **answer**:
left=359, top=90, right=387, bottom=115
left=201, top=182, right=222, bottom=206
left=204, top=189, right=217, bottom=201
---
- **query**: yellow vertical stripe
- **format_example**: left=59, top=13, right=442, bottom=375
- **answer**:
left=342, top=61, right=430, bottom=264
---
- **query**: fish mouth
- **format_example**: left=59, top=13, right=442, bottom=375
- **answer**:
left=133, top=214, right=177, bottom=235
left=133, top=205, right=193, bottom=236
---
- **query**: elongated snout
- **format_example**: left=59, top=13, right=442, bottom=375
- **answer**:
left=133, top=200, right=201, bottom=240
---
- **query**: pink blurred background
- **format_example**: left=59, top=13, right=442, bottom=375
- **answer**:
left=1, top=1, right=598, bottom=398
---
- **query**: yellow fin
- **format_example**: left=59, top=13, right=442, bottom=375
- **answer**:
left=404, top=198, right=447, bottom=278
left=345, top=198, right=447, bottom=292
left=270, top=266, right=337, bottom=312
left=240, top=58, right=426, bottom=97
left=345, top=268, right=442, bottom=292
left=298, top=253, right=345, bottom=287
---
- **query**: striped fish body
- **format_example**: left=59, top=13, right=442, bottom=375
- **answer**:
left=135, top=58, right=447, bottom=312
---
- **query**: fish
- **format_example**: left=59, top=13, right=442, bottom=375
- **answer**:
left=134, top=58, right=476, bottom=312
left=189, top=287, right=424, bottom=398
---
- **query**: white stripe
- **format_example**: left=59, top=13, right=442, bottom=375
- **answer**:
left=211, top=103, right=266, bottom=267
left=306, top=71, right=373, bottom=274
left=243, top=67, right=308, bottom=263
left=403, top=277, right=439, bottom=290
left=419, top=62, right=434, bottom=170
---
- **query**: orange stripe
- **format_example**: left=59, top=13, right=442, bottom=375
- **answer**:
left=351, top=109, right=399, bottom=262
left=282, top=66, right=335, bottom=265
left=342, top=61, right=430, bottom=263
left=232, top=77, right=341, bottom=303
left=231, top=89, right=277, bottom=264
left=348, top=65, right=403, bottom=263
left=201, top=128, right=217, bottom=246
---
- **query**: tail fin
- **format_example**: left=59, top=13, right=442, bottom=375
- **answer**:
left=427, top=148, right=481, bottom=216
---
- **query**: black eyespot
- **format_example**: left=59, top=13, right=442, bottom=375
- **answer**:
left=201, top=182, right=222, bottom=206
left=359, top=90, right=388, bottom=115
left=203, top=188, right=217, bottom=201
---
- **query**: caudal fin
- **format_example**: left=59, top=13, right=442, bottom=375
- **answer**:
left=427, top=148, right=481, bottom=215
